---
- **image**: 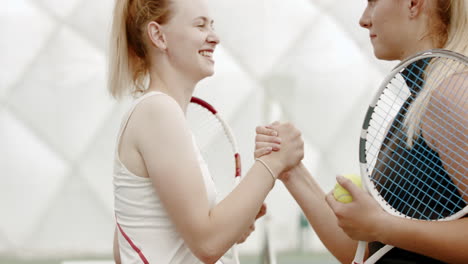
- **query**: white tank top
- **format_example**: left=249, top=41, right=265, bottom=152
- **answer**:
left=113, top=91, right=218, bottom=264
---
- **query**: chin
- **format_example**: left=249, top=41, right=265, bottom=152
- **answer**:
left=374, top=49, right=400, bottom=61
left=203, top=67, right=215, bottom=77
left=195, top=70, right=215, bottom=82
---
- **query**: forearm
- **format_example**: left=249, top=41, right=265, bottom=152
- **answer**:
left=380, top=216, right=468, bottom=263
left=283, top=163, right=358, bottom=263
left=192, top=159, right=278, bottom=261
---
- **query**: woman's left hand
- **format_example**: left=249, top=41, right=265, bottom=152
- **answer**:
left=325, top=175, right=388, bottom=242
left=237, top=203, right=267, bottom=244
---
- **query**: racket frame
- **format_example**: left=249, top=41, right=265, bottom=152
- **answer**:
left=354, top=49, right=468, bottom=264
left=189, top=96, right=242, bottom=264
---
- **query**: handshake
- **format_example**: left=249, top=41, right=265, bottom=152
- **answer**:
left=253, top=121, right=304, bottom=182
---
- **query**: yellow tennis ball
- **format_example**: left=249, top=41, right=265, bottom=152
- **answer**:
left=333, top=174, right=362, bottom=203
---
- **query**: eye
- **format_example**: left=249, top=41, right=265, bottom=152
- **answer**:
left=366, top=0, right=376, bottom=7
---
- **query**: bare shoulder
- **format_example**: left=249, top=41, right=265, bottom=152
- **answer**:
left=134, top=93, right=184, bottom=120
left=130, top=94, right=186, bottom=132
left=431, top=71, right=467, bottom=106
left=423, top=71, right=467, bottom=146
left=129, top=93, right=192, bottom=150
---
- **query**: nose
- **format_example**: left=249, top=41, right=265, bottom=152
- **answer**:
left=207, top=29, right=220, bottom=45
left=359, top=8, right=372, bottom=29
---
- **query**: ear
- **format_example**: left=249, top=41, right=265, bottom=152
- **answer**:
left=407, top=0, right=425, bottom=18
left=147, top=21, right=167, bottom=51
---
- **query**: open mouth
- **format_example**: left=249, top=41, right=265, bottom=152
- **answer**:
left=199, top=50, right=214, bottom=58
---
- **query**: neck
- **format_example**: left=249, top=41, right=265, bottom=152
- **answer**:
left=400, top=37, right=435, bottom=60
left=147, top=64, right=198, bottom=113
left=400, top=15, right=437, bottom=60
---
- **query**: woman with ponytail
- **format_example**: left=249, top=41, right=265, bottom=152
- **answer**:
left=108, top=0, right=304, bottom=263
left=255, top=0, right=467, bottom=263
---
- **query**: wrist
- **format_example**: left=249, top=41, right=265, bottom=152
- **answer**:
left=256, top=156, right=283, bottom=179
left=281, top=162, right=306, bottom=184
left=374, top=212, right=395, bottom=244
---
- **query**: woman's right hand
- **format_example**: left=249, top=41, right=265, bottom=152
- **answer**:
left=255, top=122, right=281, bottom=158
left=255, top=121, right=304, bottom=174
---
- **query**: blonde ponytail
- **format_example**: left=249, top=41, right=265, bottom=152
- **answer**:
left=404, top=0, right=467, bottom=146
left=444, top=0, right=468, bottom=55
left=108, top=0, right=172, bottom=100
left=108, top=0, right=132, bottom=99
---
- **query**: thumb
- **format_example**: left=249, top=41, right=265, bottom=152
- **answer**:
left=271, top=121, right=280, bottom=126
left=325, top=191, right=341, bottom=212
left=336, top=175, right=364, bottom=200
left=268, top=121, right=281, bottom=127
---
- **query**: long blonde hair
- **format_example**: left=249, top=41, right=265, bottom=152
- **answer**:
left=404, top=0, right=468, bottom=146
left=108, top=0, right=172, bottom=99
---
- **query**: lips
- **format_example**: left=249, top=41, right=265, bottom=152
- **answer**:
left=199, top=49, right=214, bottom=58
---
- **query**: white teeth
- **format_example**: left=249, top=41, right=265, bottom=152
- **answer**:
left=199, top=51, right=213, bottom=57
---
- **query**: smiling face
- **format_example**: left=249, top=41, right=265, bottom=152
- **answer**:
left=161, top=0, right=220, bottom=81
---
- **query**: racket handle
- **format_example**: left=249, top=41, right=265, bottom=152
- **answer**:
left=364, top=245, right=394, bottom=264
left=352, top=241, right=367, bottom=264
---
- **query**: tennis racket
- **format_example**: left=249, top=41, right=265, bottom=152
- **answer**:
left=187, top=96, right=242, bottom=264
left=353, top=49, right=467, bottom=264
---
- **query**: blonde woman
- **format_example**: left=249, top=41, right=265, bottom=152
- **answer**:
left=108, top=0, right=304, bottom=263
left=255, top=0, right=467, bottom=263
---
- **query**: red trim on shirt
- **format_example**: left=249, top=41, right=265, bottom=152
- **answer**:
left=116, top=222, right=150, bottom=264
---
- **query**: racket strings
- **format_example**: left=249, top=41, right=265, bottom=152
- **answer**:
left=407, top=57, right=467, bottom=175
left=372, top=114, right=465, bottom=181
left=366, top=73, right=414, bottom=152
left=372, top=152, right=462, bottom=218
left=405, top=57, right=467, bottom=132
left=371, top=146, right=462, bottom=218
left=369, top=57, right=466, bottom=169
left=369, top=109, right=465, bottom=218
left=365, top=55, right=467, bottom=220
left=369, top=136, right=463, bottom=219
left=371, top=129, right=465, bottom=218
left=187, top=98, right=242, bottom=264
left=189, top=106, right=228, bottom=149
left=187, top=102, right=238, bottom=202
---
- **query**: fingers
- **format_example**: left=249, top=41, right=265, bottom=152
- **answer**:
left=255, top=134, right=282, bottom=145
left=255, top=141, right=280, bottom=151
left=268, top=121, right=280, bottom=127
left=325, top=191, right=340, bottom=213
left=254, top=147, right=273, bottom=158
left=255, top=141, right=281, bottom=150
left=336, top=175, right=364, bottom=200
left=255, top=127, right=281, bottom=158
left=256, top=125, right=278, bottom=136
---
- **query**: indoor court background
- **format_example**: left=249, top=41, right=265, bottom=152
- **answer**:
left=1, top=0, right=397, bottom=263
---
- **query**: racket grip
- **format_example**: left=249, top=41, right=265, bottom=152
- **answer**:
left=352, top=241, right=367, bottom=264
